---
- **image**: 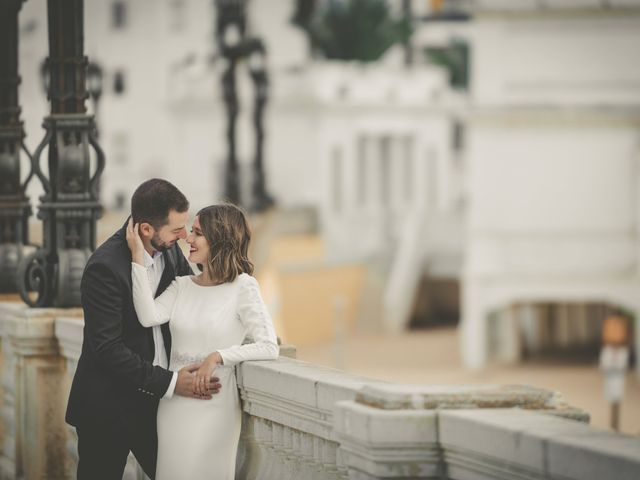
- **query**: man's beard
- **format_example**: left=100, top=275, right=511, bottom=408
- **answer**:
left=150, top=232, right=175, bottom=252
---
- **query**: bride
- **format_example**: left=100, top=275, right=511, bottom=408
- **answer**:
left=126, top=203, right=279, bottom=479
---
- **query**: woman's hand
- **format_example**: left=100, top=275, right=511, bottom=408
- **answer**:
left=126, top=218, right=145, bottom=265
left=193, top=352, right=222, bottom=396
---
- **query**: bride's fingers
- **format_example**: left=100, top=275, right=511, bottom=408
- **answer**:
left=196, top=374, right=205, bottom=395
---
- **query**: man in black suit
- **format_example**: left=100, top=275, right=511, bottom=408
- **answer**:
left=66, top=179, right=221, bottom=479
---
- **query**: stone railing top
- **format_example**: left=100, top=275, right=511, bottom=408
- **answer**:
left=359, top=383, right=553, bottom=408
left=356, top=383, right=589, bottom=421
left=0, top=302, right=83, bottom=320
left=438, top=409, right=640, bottom=480
left=238, top=357, right=590, bottom=445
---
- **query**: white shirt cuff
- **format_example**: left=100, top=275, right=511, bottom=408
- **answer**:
left=162, top=372, right=178, bottom=399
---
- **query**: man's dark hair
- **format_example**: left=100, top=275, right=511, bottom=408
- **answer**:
left=131, top=178, right=189, bottom=228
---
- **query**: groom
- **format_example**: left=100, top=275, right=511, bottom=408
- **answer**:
left=66, top=179, right=221, bottom=479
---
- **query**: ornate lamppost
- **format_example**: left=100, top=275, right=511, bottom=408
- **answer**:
left=41, top=59, right=104, bottom=137
left=216, top=0, right=274, bottom=211
left=18, top=0, right=105, bottom=307
left=86, top=61, right=104, bottom=137
left=0, top=0, right=34, bottom=294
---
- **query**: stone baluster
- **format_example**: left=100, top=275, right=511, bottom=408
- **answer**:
left=254, top=417, right=277, bottom=480
left=295, top=428, right=319, bottom=480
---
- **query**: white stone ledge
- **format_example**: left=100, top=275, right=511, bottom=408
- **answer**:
left=55, top=316, right=84, bottom=363
left=440, top=409, right=640, bottom=480
left=238, top=357, right=389, bottom=441
left=0, top=306, right=82, bottom=357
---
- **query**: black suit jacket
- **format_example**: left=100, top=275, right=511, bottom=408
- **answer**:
left=66, top=222, right=192, bottom=427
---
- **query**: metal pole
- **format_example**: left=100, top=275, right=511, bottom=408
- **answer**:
left=17, top=0, right=105, bottom=307
left=216, top=0, right=274, bottom=209
left=333, top=295, right=347, bottom=370
left=216, top=0, right=244, bottom=206
left=610, top=402, right=620, bottom=431
left=249, top=42, right=274, bottom=212
left=402, top=0, right=414, bottom=67
left=0, top=0, right=34, bottom=294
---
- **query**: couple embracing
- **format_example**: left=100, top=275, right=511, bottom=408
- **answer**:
left=66, top=178, right=279, bottom=479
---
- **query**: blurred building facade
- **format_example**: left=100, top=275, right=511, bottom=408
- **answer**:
left=16, top=0, right=640, bottom=368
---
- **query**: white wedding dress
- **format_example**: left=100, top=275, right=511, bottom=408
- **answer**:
left=131, top=264, right=279, bottom=480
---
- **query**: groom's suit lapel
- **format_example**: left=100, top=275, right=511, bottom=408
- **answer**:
left=157, top=248, right=177, bottom=358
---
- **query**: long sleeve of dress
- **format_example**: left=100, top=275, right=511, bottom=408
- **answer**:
left=217, top=274, right=279, bottom=366
left=131, top=262, right=178, bottom=327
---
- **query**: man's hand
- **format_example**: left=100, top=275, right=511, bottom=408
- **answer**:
left=175, top=363, right=222, bottom=399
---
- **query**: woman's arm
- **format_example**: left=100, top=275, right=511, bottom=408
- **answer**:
left=131, top=263, right=177, bottom=327
left=193, top=275, right=278, bottom=395
left=127, top=219, right=177, bottom=327
left=217, top=274, right=279, bottom=365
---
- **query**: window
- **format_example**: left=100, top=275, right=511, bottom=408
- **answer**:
left=169, top=0, right=187, bottom=32
left=114, top=191, right=127, bottom=210
left=113, top=70, right=126, bottom=95
left=356, top=135, right=368, bottom=207
left=379, top=136, right=391, bottom=207
left=331, top=146, right=343, bottom=213
left=111, top=131, right=129, bottom=166
left=452, top=120, right=465, bottom=152
left=112, top=1, right=127, bottom=30
left=403, top=136, right=414, bottom=204
left=427, top=148, right=438, bottom=208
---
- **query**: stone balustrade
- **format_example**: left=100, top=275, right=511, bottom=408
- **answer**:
left=0, top=302, right=639, bottom=479
left=235, top=359, right=640, bottom=480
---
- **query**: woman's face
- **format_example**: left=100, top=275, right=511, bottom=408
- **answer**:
left=186, top=216, right=210, bottom=265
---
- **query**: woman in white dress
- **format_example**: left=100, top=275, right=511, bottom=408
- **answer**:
left=126, top=204, right=279, bottom=480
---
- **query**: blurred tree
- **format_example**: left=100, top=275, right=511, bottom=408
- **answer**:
left=292, top=0, right=412, bottom=62
left=424, top=39, right=469, bottom=90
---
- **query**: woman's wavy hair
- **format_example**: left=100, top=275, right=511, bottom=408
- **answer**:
left=196, top=203, right=254, bottom=283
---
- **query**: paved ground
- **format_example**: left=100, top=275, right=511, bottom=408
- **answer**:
left=296, top=326, right=640, bottom=436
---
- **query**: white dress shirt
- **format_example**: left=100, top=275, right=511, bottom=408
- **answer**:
left=142, top=249, right=178, bottom=398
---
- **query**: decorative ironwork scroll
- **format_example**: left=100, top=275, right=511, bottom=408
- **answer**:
left=0, top=0, right=34, bottom=293
left=17, top=0, right=105, bottom=307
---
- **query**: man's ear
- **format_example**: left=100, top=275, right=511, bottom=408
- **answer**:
left=139, top=223, right=154, bottom=238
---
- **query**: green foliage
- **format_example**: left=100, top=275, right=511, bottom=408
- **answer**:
left=424, top=40, right=470, bottom=90
left=293, top=0, right=412, bottom=62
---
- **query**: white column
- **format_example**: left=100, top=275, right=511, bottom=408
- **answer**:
left=460, top=282, right=489, bottom=369
left=496, top=304, right=521, bottom=364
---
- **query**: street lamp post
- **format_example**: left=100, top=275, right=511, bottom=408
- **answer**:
left=216, top=0, right=274, bottom=211
left=17, top=0, right=105, bottom=307
left=87, top=61, right=104, bottom=137
left=248, top=44, right=274, bottom=212
left=0, top=0, right=34, bottom=294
